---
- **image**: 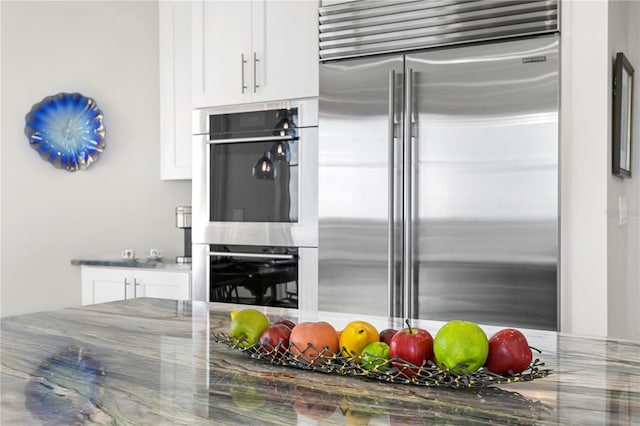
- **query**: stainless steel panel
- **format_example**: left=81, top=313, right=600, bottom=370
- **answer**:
left=318, top=55, right=404, bottom=317
left=320, top=1, right=554, bottom=35
left=319, top=0, right=559, bottom=61
left=407, top=35, right=559, bottom=329
left=321, top=10, right=556, bottom=46
left=320, top=20, right=558, bottom=61
left=192, top=243, right=209, bottom=301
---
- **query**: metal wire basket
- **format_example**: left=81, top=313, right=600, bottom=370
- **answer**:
left=212, top=332, right=551, bottom=389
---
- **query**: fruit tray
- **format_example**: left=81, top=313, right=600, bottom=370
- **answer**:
left=211, top=332, right=551, bottom=390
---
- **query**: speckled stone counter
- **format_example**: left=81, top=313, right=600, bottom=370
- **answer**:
left=1, top=299, right=638, bottom=425
left=71, top=258, right=191, bottom=271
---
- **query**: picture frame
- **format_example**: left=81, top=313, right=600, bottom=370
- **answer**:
left=612, top=52, right=634, bottom=178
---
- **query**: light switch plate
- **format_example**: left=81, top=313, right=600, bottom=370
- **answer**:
left=619, top=196, right=628, bottom=226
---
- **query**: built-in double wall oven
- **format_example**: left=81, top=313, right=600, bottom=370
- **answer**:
left=192, top=99, right=318, bottom=310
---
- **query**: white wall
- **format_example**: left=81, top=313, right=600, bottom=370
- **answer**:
left=0, top=1, right=191, bottom=317
left=561, top=0, right=640, bottom=340
left=607, top=0, right=640, bottom=341
left=560, top=0, right=610, bottom=337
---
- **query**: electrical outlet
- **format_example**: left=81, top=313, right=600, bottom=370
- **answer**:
left=121, top=249, right=136, bottom=259
left=149, top=248, right=163, bottom=259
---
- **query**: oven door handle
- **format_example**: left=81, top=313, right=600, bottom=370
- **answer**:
left=207, top=251, right=296, bottom=260
left=206, top=135, right=295, bottom=145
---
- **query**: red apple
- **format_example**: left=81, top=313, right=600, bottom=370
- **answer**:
left=484, top=328, right=533, bottom=375
left=389, top=321, right=434, bottom=378
left=379, top=328, right=398, bottom=346
left=258, top=324, right=291, bottom=358
left=273, top=318, right=296, bottom=330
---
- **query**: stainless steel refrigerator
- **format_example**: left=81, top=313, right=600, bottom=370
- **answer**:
left=318, top=34, right=559, bottom=331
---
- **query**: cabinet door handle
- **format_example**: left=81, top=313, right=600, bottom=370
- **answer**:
left=134, top=279, right=141, bottom=298
left=124, top=278, right=131, bottom=300
left=253, top=52, right=260, bottom=93
left=241, top=54, right=248, bottom=94
left=403, top=67, right=415, bottom=320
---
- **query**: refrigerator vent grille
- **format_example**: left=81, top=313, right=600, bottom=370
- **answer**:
left=319, top=0, right=559, bottom=61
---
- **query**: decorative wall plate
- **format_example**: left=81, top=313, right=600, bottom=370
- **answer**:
left=24, top=346, right=106, bottom=423
left=24, top=92, right=106, bottom=171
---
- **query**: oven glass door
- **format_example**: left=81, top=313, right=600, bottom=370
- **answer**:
left=209, top=245, right=298, bottom=308
left=210, top=138, right=298, bottom=222
left=209, top=107, right=299, bottom=223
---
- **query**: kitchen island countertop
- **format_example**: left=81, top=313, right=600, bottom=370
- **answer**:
left=1, top=299, right=638, bottom=425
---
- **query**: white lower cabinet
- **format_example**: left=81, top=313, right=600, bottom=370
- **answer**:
left=81, top=266, right=191, bottom=305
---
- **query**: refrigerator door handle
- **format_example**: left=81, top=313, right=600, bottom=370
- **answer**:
left=387, top=69, right=396, bottom=319
left=403, top=68, right=414, bottom=320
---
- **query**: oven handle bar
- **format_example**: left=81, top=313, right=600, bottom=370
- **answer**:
left=206, top=135, right=295, bottom=145
left=207, top=251, right=296, bottom=260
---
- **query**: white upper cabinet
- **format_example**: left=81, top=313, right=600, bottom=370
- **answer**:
left=192, top=0, right=319, bottom=108
left=159, top=1, right=192, bottom=180
left=257, top=0, right=319, bottom=101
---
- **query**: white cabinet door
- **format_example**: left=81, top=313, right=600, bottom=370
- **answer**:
left=135, top=270, right=192, bottom=300
left=192, top=0, right=252, bottom=108
left=81, top=266, right=192, bottom=305
left=254, top=0, right=319, bottom=102
left=192, top=0, right=319, bottom=108
left=159, top=1, right=193, bottom=180
left=81, top=267, right=132, bottom=305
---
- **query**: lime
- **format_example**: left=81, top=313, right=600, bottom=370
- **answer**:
left=433, top=320, right=489, bottom=374
left=360, top=341, right=391, bottom=371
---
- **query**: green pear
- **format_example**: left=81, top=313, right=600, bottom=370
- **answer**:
left=229, top=308, right=270, bottom=348
left=230, top=374, right=265, bottom=411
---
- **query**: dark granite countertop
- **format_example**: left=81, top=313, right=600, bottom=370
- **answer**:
left=71, top=257, right=191, bottom=271
left=1, top=299, right=638, bottom=424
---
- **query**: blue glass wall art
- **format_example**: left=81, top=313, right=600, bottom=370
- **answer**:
left=24, top=92, right=106, bottom=171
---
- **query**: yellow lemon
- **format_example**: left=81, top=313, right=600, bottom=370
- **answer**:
left=339, top=320, right=379, bottom=359
left=230, top=310, right=239, bottom=320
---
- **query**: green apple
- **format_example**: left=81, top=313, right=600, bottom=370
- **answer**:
left=360, top=341, right=391, bottom=371
left=229, top=308, right=270, bottom=348
left=433, top=320, right=488, bottom=374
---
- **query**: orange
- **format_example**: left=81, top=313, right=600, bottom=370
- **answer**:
left=339, top=320, right=379, bottom=359
left=289, top=321, right=340, bottom=365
